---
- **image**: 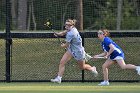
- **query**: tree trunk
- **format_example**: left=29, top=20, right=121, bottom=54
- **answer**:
left=62, top=1, right=71, bottom=30
left=31, top=1, right=36, bottom=30
left=76, top=0, right=83, bottom=31
left=116, top=0, right=122, bottom=31
left=27, top=2, right=31, bottom=31
left=27, top=1, right=36, bottom=31
left=17, top=0, right=27, bottom=30
left=11, top=0, right=17, bottom=29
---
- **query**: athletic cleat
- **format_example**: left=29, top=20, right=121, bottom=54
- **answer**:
left=91, top=66, right=98, bottom=77
left=50, top=78, right=61, bottom=84
left=136, top=66, right=140, bottom=75
left=92, top=70, right=98, bottom=77
left=98, top=81, right=109, bottom=86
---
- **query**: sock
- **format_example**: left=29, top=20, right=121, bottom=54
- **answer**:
left=57, top=76, right=62, bottom=79
left=104, top=80, right=109, bottom=82
left=136, top=66, right=140, bottom=70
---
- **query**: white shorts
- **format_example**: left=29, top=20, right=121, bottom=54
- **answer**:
left=68, top=49, right=85, bottom=61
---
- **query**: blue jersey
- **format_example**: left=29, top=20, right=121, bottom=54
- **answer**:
left=102, top=37, right=124, bottom=59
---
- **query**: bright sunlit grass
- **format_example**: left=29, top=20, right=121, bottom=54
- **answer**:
left=0, top=82, right=140, bottom=93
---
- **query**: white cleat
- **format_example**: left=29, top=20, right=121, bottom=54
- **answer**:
left=98, top=81, right=109, bottom=86
left=50, top=78, right=61, bottom=84
left=92, top=70, right=98, bottom=77
left=91, top=66, right=98, bottom=77
left=136, top=66, right=140, bottom=75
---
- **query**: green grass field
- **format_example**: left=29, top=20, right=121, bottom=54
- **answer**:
left=0, top=82, right=140, bottom=93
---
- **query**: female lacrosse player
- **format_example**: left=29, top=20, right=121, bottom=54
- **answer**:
left=51, top=19, right=98, bottom=83
left=93, top=29, right=140, bottom=86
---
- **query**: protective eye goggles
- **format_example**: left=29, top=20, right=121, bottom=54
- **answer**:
left=97, top=30, right=104, bottom=35
left=65, top=22, right=73, bottom=26
left=65, top=23, right=72, bottom=26
left=65, top=24, right=71, bottom=26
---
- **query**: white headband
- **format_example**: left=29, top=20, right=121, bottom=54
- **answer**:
left=98, top=30, right=104, bottom=34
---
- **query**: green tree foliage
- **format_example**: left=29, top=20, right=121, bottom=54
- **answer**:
left=121, top=0, right=140, bottom=29
left=0, top=0, right=140, bottom=30
left=83, top=0, right=117, bottom=30
left=0, top=0, right=6, bottom=30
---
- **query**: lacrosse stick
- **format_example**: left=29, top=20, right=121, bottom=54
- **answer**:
left=85, top=53, right=106, bottom=62
left=44, top=19, right=63, bottom=44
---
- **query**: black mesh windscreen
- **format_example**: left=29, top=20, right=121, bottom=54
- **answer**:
left=9, top=37, right=140, bottom=81
left=0, top=39, right=6, bottom=81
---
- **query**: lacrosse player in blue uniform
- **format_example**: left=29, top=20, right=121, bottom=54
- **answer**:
left=94, top=29, right=140, bottom=85
left=51, top=19, right=98, bottom=83
left=93, top=29, right=140, bottom=86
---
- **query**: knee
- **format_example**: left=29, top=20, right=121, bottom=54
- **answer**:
left=102, top=64, right=107, bottom=69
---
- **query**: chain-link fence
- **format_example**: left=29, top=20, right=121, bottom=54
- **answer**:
left=0, top=32, right=140, bottom=82
left=0, top=0, right=140, bottom=82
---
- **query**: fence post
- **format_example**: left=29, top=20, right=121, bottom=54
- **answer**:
left=80, top=32, right=85, bottom=82
left=5, top=0, right=11, bottom=82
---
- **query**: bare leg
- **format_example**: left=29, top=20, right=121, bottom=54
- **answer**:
left=77, top=60, right=98, bottom=77
left=102, top=59, right=115, bottom=81
left=57, top=51, right=72, bottom=77
left=51, top=51, right=72, bottom=83
left=98, top=59, right=115, bottom=85
left=77, top=60, right=93, bottom=70
left=116, top=59, right=137, bottom=69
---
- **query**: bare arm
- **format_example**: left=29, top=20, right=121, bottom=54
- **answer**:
left=94, top=52, right=107, bottom=58
left=105, top=43, right=115, bottom=58
left=61, top=42, right=69, bottom=48
left=94, top=44, right=115, bottom=58
left=54, top=30, right=67, bottom=37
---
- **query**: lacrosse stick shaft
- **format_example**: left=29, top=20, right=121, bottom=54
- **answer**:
left=53, top=30, right=67, bottom=51
left=94, top=56, right=106, bottom=59
left=53, top=30, right=63, bottom=44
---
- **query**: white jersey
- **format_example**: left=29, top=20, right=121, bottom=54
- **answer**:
left=65, top=27, right=85, bottom=60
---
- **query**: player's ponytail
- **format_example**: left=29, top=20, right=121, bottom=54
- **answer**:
left=100, top=29, right=110, bottom=37
left=72, top=19, right=77, bottom=26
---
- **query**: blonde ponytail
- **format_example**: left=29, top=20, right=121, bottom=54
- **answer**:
left=100, top=29, right=110, bottom=37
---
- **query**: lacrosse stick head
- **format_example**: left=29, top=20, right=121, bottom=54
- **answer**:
left=44, top=19, right=53, bottom=29
left=85, top=53, right=93, bottom=62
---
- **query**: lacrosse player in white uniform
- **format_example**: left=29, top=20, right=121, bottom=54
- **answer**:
left=51, top=19, right=98, bottom=83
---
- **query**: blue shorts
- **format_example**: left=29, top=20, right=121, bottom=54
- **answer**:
left=110, top=53, right=125, bottom=60
left=109, top=56, right=124, bottom=60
